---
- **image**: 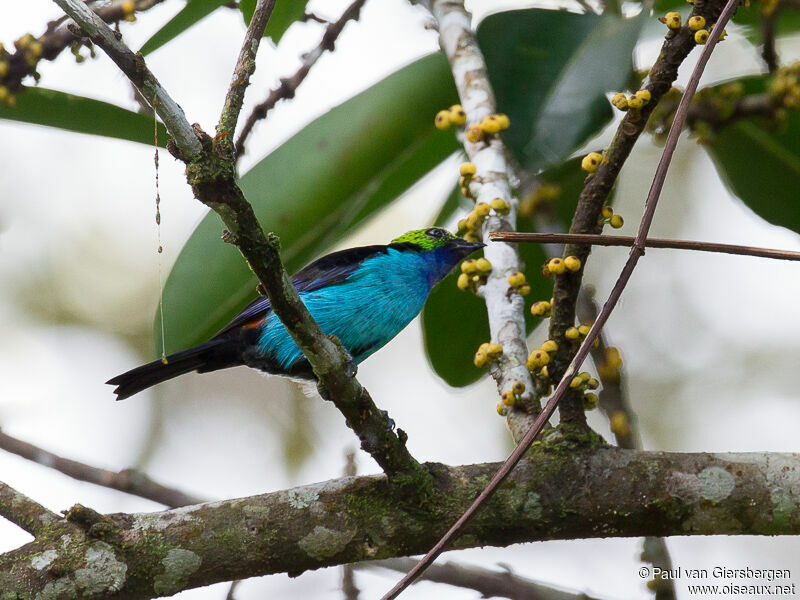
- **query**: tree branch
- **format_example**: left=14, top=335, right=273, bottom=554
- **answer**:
left=234, top=0, right=367, bottom=161
left=0, top=428, right=203, bottom=508
left=2, top=448, right=799, bottom=597
left=0, top=481, right=60, bottom=537
left=425, top=0, right=539, bottom=441
left=51, top=0, right=430, bottom=488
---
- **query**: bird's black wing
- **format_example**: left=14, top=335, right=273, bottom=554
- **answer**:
left=213, top=244, right=391, bottom=336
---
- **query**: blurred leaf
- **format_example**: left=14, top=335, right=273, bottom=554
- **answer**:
left=733, top=4, right=800, bottom=45
left=0, top=87, right=166, bottom=146
left=240, top=0, right=309, bottom=43
left=421, top=240, right=549, bottom=388
left=477, top=9, right=644, bottom=171
left=157, top=53, right=458, bottom=353
left=140, top=0, right=228, bottom=55
left=705, top=76, right=800, bottom=233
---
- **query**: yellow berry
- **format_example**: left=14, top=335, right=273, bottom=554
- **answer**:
left=495, top=113, right=510, bottom=130
left=466, top=212, right=482, bottom=230
left=583, top=393, right=598, bottom=410
left=512, top=381, right=525, bottom=395
left=541, top=339, right=558, bottom=353
left=526, top=350, right=550, bottom=370
left=474, top=202, right=491, bottom=217
left=609, top=214, right=624, bottom=229
left=460, top=162, right=477, bottom=177
left=716, top=28, right=728, bottom=41
left=490, top=198, right=510, bottom=214
left=121, top=0, right=136, bottom=13
left=507, top=271, right=526, bottom=287
left=635, top=89, right=651, bottom=105
left=663, top=12, right=682, bottom=29
left=695, top=29, right=709, bottom=44
left=517, top=283, right=531, bottom=296
left=457, top=273, right=471, bottom=291
left=461, top=259, right=477, bottom=274
left=435, top=110, right=451, bottom=130
left=601, top=205, right=614, bottom=219
left=547, top=257, right=566, bottom=275
left=449, top=104, right=467, bottom=125
left=474, top=350, right=488, bottom=367
left=581, top=152, right=602, bottom=173
left=606, top=347, right=623, bottom=368
left=627, top=94, right=644, bottom=110
left=457, top=218, right=469, bottom=233
left=464, top=232, right=480, bottom=243
left=569, top=376, right=583, bottom=389
left=530, top=301, right=551, bottom=317
left=496, top=402, right=509, bottom=416
left=578, top=324, right=591, bottom=337
left=0, top=86, right=8, bottom=102
left=610, top=411, right=631, bottom=437
left=481, top=114, right=501, bottom=134
left=486, top=343, right=503, bottom=359
left=565, top=327, right=580, bottom=340
left=587, top=377, right=600, bottom=390
left=688, top=15, right=706, bottom=30
left=579, top=371, right=591, bottom=382
left=475, top=257, right=492, bottom=274
left=611, top=92, right=628, bottom=110
left=466, top=124, right=483, bottom=143
left=15, top=34, right=32, bottom=51
left=501, top=390, right=516, bottom=406
left=0, top=61, right=7, bottom=78
left=540, top=365, right=549, bottom=379
left=28, top=41, right=43, bottom=59
left=564, top=256, right=581, bottom=272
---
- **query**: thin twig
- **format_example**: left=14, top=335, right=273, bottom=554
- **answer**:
left=491, top=232, right=800, bottom=262
left=367, top=558, right=599, bottom=600
left=425, top=0, right=540, bottom=442
left=0, top=481, right=60, bottom=537
left=382, top=0, right=740, bottom=596
left=761, top=1, right=781, bottom=72
left=234, top=0, right=367, bottom=160
left=0, top=428, right=203, bottom=507
left=53, top=0, right=428, bottom=486
left=217, top=0, right=277, bottom=144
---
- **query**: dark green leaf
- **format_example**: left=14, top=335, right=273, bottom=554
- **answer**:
left=733, top=4, right=800, bottom=45
left=0, top=87, right=167, bottom=146
left=157, top=53, right=458, bottom=353
left=140, top=0, right=228, bottom=56
left=477, top=9, right=644, bottom=171
left=705, top=76, right=800, bottom=233
left=240, top=0, right=309, bottom=43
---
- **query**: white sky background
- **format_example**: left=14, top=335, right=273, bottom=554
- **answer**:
left=1, top=1, right=800, bottom=599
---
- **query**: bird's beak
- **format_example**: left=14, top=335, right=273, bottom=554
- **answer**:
left=450, top=237, right=486, bottom=257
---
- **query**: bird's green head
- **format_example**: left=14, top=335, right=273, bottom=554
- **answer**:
left=391, top=227, right=477, bottom=251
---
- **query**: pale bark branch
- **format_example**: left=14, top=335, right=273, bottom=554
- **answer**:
left=0, top=481, right=60, bottom=537
left=2, top=448, right=798, bottom=598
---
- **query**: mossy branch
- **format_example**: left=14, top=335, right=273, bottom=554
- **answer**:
left=2, top=448, right=800, bottom=598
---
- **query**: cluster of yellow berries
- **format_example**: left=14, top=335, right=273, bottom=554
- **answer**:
left=530, top=298, right=553, bottom=318
left=519, top=182, right=560, bottom=217
left=526, top=339, right=558, bottom=372
left=609, top=410, right=631, bottom=438
left=507, top=271, right=531, bottom=295
left=14, top=34, right=44, bottom=69
left=474, top=341, right=503, bottom=368
left=457, top=257, right=492, bottom=293
left=0, top=42, right=12, bottom=108
left=542, top=256, right=581, bottom=277
left=770, top=62, right=800, bottom=109
left=581, top=151, right=603, bottom=173
left=564, top=324, right=598, bottom=346
left=457, top=197, right=511, bottom=241
left=496, top=380, right=526, bottom=415
left=659, top=11, right=724, bottom=44
left=435, top=104, right=467, bottom=130
left=569, top=371, right=600, bottom=391
left=465, top=113, right=510, bottom=144
left=598, top=205, right=624, bottom=229
left=611, top=89, right=651, bottom=111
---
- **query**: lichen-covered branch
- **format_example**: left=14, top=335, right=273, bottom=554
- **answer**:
left=0, top=428, right=203, bottom=508
left=51, top=0, right=429, bottom=487
left=2, top=448, right=799, bottom=598
left=547, top=0, right=731, bottom=425
left=0, top=482, right=59, bottom=537
left=234, top=0, right=367, bottom=160
left=425, top=0, right=538, bottom=441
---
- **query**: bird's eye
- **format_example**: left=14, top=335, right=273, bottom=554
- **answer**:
left=426, top=228, right=447, bottom=239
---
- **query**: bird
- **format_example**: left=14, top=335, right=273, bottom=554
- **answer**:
left=107, top=227, right=484, bottom=400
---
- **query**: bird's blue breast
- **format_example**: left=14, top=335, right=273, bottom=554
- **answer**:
left=256, top=248, right=442, bottom=371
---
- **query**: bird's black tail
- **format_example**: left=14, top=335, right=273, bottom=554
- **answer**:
left=107, top=338, right=239, bottom=400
